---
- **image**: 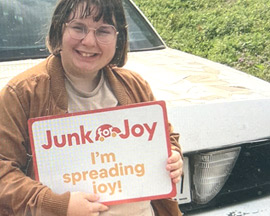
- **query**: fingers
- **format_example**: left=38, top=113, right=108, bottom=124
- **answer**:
left=67, top=192, right=109, bottom=216
left=83, top=194, right=109, bottom=212
left=167, top=150, right=183, bottom=183
left=90, top=202, right=109, bottom=213
left=167, top=150, right=182, bottom=171
left=167, top=158, right=182, bottom=171
left=170, top=168, right=182, bottom=183
left=84, top=193, right=100, bottom=202
left=167, top=150, right=181, bottom=164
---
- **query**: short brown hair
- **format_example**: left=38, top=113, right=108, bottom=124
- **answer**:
left=46, top=0, right=128, bottom=67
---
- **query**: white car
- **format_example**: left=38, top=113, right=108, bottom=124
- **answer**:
left=1, top=0, right=270, bottom=215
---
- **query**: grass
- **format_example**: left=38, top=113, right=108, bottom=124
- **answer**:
left=133, top=0, right=270, bottom=82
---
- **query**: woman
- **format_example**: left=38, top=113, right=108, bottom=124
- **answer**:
left=0, top=0, right=183, bottom=215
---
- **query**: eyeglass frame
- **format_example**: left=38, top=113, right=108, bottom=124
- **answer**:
left=65, top=19, right=119, bottom=44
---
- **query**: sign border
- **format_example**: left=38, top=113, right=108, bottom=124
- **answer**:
left=28, top=100, right=176, bottom=205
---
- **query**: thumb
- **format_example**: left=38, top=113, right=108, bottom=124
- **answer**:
left=84, top=193, right=100, bottom=202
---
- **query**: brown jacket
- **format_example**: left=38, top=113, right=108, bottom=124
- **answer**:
left=0, top=55, right=182, bottom=216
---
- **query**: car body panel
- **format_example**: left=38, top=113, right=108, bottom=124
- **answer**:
left=186, top=195, right=270, bottom=216
left=167, top=99, right=270, bottom=153
left=0, top=58, right=43, bottom=88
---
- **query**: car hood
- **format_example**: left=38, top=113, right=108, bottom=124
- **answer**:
left=125, top=48, right=270, bottom=152
left=125, top=48, right=270, bottom=107
left=0, top=58, right=44, bottom=88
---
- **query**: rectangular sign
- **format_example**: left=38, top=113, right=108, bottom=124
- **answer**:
left=28, top=101, right=176, bottom=205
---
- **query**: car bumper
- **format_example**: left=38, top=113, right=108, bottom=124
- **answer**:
left=185, top=195, right=270, bottom=215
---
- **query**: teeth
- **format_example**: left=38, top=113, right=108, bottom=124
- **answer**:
left=80, top=52, right=95, bottom=57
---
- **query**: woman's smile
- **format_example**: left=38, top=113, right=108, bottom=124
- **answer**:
left=75, top=49, right=101, bottom=59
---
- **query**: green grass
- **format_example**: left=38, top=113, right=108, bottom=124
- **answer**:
left=133, top=0, right=270, bottom=82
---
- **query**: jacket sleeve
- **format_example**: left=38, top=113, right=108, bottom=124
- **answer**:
left=0, top=85, right=70, bottom=216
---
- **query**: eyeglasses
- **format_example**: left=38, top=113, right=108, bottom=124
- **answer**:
left=65, top=20, right=119, bottom=44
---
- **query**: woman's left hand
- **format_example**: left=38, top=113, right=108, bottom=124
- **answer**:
left=166, top=150, right=183, bottom=184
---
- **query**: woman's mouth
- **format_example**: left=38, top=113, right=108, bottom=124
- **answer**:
left=77, top=50, right=99, bottom=58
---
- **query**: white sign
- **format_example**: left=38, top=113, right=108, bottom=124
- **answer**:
left=28, top=101, right=176, bottom=205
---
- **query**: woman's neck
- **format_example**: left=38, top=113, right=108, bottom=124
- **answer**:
left=64, top=70, right=102, bottom=92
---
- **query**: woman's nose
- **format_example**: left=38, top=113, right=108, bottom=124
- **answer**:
left=81, top=30, right=98, bottom=46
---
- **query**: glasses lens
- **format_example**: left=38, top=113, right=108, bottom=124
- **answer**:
left=95, top=25, right=117, bottom=44
left=67, top=21, right=87, bottom=40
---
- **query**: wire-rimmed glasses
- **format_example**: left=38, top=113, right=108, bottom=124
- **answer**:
left=65, top=20, right=119, bottom=44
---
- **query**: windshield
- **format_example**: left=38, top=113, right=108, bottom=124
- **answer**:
left=0, top=0, right=165, bottom=62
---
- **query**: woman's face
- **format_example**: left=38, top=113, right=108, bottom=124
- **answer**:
left=60, top=9, right=117, bottom=79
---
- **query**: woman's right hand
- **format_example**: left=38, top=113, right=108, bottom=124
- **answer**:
left=67, top=192, right=109, bottom=216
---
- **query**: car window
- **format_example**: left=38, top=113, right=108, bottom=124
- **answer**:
left=0, top=0, right=165, bottom=62
left=123, top=0, right=165, bottom=51
left=0, top=0, right=55, bottom=61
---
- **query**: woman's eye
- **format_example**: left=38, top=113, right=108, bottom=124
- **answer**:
left=97, top=28, right=111, bottom=35
left=98, top=30, right=110, bottom=35
left=71, top=25, right=85, bottom=32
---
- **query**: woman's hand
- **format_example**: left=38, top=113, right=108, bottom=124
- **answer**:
left=166, top=150, right=183, bottom=184
left=67, top=192, right=109, bottom=216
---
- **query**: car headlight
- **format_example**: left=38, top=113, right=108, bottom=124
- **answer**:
left=191, top=147, right=241, bottom=204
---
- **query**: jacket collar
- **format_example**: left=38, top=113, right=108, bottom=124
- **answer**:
left=104, top=66, right=133, bottom=106
left=46, top=55, right=68, bottom=112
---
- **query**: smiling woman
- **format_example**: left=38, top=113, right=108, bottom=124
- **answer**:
left=60, top=16, right=118, bottom=90
left=46, top=0, right=128, bottom=92
left=0, top=0, right=183, bottom=216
